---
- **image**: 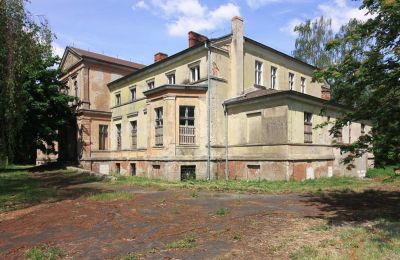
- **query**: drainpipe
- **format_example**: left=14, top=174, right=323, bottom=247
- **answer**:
left=205, top=41, right=211, bottom=180
left=223, top=104, right=229, bottom=180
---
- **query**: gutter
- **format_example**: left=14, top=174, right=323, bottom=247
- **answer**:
left=205, top=40, right=212, bottom=180
left=223, top=103, right=229, bottom=180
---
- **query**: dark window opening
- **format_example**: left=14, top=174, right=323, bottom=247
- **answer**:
left=115, top=163, right=121, bottom=174
left=99, top=125, right=108, bottom=150
left=181, top=165, right=196, bottom=181
left=131, top=121, right=137, bottom=149
left=116, top=124, right=121, bottom=150
left=155, top=107, right=163, bottom=146
left=130, top=163, right=136, bottom=176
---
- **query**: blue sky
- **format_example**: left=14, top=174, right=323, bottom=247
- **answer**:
left=27, top=0, right=368, bottom=65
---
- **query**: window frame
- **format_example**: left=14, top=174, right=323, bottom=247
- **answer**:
left=289, top=72, right=294, bottom=90
left=190, top=65, right=200, bottom=82
left=147, top=80, right=155, bottom=90
left=129, top=86, right=136, bottom=102
left=167, top=73, right=176, bottom=85
left=155, top=107, right=164, bottom=146
left=304, top=112, right=313, bottom=143
left=130, top=120, right=137, bottom=149
left=271, top=66, right=277, bottom=89
left=115, top=93, right=121, bottom=106
left=116, top=123, right=122, bottom=150
left=300, top=77, right=306, bottom=93
left=98, top=125, right=108, bottom=150
left=255, top=61, right=263, bottom=85
left=179, top=106, right=195, bottom=145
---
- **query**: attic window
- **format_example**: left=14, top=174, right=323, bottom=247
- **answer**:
left=190, top=65, right=200, bottom=82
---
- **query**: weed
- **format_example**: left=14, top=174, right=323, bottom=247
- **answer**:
left=309, top=223, right=331, bottom=231
left=171, top=208, right=180, bottom=215
left=233, top=233, right=242, bottom=241
left=214, top=207, right=229, bottom=216
left=25, top=245, right=65, bottom=260
left=87, top=191, right=133, bottom=201
left=190, top=191, right=198, bottom=198
left=166, top=235, right=196, bottom=249
left=289, top=245, right=319, bottom=260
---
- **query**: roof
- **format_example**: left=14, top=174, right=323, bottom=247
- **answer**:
left=224, top=88, right=332, bottom=107
left=143, top=84, right=208, bottom=96
left=108, top=34, right=232, bottom=88
left=68, top=47, right=145, bottom=70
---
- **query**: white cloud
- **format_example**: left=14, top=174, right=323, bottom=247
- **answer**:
left=52, top=42, right=65, bottom=57
left=246, top=0, right=308, bottom=9
left=132, top=0, right=149, bottom=10
left=132, top=0, right=240, bottom=37
left=281, top=0, right=371, bottom=36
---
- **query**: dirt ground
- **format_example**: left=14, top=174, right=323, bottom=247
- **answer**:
left=0, top=171, right=399, bottom=259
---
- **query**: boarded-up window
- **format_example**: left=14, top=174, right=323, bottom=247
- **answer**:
left=155, top=107, right=163, bottom=146
left=247, top=112, right=262, bottom=143
left=99, top=125, right=108, bottom=150
left=304, top=112, right=312, bottom=143
left=247, top=165, right=260, bottom=180
left=181, top=165, right=196, bottom=181
left=116, top=124, right=121, bottom=150
left=131, top=121, right=137, bottom=149
left=179, top=106, right=195, bottom=144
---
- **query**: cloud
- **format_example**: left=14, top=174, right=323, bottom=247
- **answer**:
left=132, top=0, right=240, bottom=37
left=246, top=0, right=308, bottom=9
left=52, top=42, right=65, bottom=57
left=280, top=0, right=371, bottom=36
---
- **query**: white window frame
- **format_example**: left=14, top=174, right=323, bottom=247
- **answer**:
left=271, top=66, right=277, bottom=89
left=147, top=80, right=155, bottom=90
left=115, top=93, right=121, bottom=106
left=301, top=77, right=306, bottom=93
left=190, top=65, right=200, bottom=82
left=255, top=61, right=263, bottom=85
left=167, top=73, right=176, bottom=85
left=289, top=72, right=294, bottom=90
left=129, top=86, right=136, bottom=101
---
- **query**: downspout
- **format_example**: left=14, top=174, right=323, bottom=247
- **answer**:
left=223, top=104, right=229, bottom=180
left=205, top=41, right=211, bottom=180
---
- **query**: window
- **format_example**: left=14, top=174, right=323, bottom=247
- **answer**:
left=116, top=124, right=121, bottom=150
left=99, top=125, right=108, bottom=150
left=155, top=107, right=163, bottom=146
left=147, top=80, right=155, bottom=90
left=73, top=77, right=78, bottom=97
left=361, top=124, right=365, bottom=134
left=115, top=163, right=121, bottom=174
left=181, top=165, right=196, bottom=181
left=304, top=112, right=312, bottom=143
left=167, top=73, right=175, bottom=84
left=190, top=65, right=200, bottom=82
left=115, top=93, right=121, bottom=106
left=289, top=72, right=294, bottom=90
left=130, top=87, right=136, bottom=101
left=130, top=121, right=137, bottom=149
left=255, top=61, right=263, bottom=85
left=301, top=77, right=306, bottom=93
left=130, top=163, right=136, bottom=176
left=179, top=106, right=195, bottom=144
left=271, top=66, right=277, bottom=89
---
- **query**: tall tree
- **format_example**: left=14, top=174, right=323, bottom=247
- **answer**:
left=292, top=16, right=335, bottom=68
left=0, top=0, right=74, bottom=165
left=314, top=0, right=400, bottom=166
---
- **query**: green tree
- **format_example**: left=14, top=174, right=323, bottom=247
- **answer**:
left=292, top=16, right=335, bottom=68
left=314, top=0, right=400, bottom=166
left=0, top=0, right=74, bottom=164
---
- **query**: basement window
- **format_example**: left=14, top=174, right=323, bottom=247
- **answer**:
left=115, top=163, right=121, bottom=174
left=181, top=165, right=196, bottom=181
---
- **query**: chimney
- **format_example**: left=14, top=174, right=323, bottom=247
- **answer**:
left=188, top=31, right=208, bottom=48
left=154, top=52, right=168, bottom=63
left=230, top=16, right=244, bottom=96
left=321, top=86, right=331, bottom=100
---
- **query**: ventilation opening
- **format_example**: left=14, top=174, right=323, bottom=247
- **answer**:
left=247, top=164, right=260, bottom=180
left=181, top=165, right=196, bottom=181
left=115, top=163, right=121, bottom=174
left=130, top=163, right=136, bottom=176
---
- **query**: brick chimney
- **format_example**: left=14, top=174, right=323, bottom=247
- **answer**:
left=321, top=86, right=331, bottom=100
left=188, top=31, right=208, bottom=48
left=154, top=52, right=168, bottom=63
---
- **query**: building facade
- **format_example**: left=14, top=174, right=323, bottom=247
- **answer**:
left=36, top=47, right=145, bottom=165
left=70, top=17, right=373, bottom=180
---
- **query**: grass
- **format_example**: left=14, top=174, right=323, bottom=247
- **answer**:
left=24, top=245, right=65, bottom=260
left=214, top=207, right=229, bottom=216
left=87, top=191, right=134, bottom=201
left=366, top=165, right=399, bottom=178
left=0, top=168, right=57, bottom=212
left=165, top=235, right=196, bottom=249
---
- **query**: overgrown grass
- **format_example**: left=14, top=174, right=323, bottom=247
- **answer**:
left=87, top=191, right=134, bottom=201
left=0, top=169, right=57, bottom=212
left=289, top=220, right=400, bottom=260
left=111, top=175, right=372, bottom=194
left=165, top=235, right=196, bottom=249
left=214, top=207, right=229, bottom=216
left=366, top=165, right=399, bottom=178
left=24, top=245, right=65, bottom=260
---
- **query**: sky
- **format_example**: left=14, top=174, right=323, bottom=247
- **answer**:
left=27, top=0, right=370, bottom=66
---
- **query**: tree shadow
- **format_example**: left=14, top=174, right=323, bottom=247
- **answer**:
left=304, top=189, right=400, bottom=225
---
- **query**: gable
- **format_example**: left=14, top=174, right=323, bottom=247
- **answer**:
left=60, top=50, right=81, bottom=72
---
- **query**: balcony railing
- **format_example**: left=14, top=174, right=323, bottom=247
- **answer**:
left=179, top=126, right=195, bottom=144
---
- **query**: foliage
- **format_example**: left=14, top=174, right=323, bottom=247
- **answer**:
left=24, top=245, right=65, bottom=260
left=313, top=0, right=400, bottom=166
left=165, top=235, right=196, bottom=249
left=366, top=165, right=399, bottom=178
left=0, top=0, right=74, bottom=165
left=87, top=191, right=134, bottom=201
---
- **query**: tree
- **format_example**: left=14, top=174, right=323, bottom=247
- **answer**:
left=292, top=16, right=335, bottom=68
left=0, top=0, right=74, bottom=165
left=314, top=0, right=400, bottom=166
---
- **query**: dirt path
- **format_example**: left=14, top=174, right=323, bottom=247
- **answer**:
left=0, top=183, right=327, bottom=259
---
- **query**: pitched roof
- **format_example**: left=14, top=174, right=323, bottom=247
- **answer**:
left=68, top=47, right=145, bottom=70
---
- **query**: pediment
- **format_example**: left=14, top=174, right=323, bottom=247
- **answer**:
left=60, top=50, right=81, bottom=72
